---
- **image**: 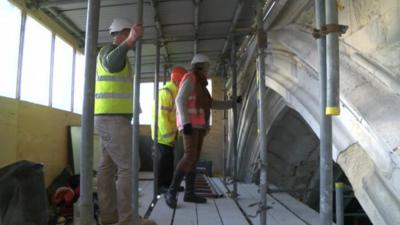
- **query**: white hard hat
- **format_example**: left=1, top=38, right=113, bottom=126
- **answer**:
left=109, top=18, right=132, bottom=34
left=191, top=53, right=210, bottom=65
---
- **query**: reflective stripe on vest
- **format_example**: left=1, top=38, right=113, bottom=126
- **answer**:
left=161, top=130, right=176, bottom=139
left=95, top=93, right=131, bottom=99
left=95, top=48, right=133, bottom=114
left=96, top=75, right=132, bottom=82
left=176, top=72, right=206, bottom=129
left=151, top=81, right=178, bottom=146
left=161, top=105, right=174, bottom=112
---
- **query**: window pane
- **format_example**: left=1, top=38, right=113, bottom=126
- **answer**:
left=139, top=82, right=155, bottom=124
left=207, top=79, right=212, bottom=125
left=52, top=36, right=73, bottom=111
left=0, top=1, right=21, bottom=98
left=20, top=17, right=52, bottom=105
left=207, top=79, right=212, bottom=96
left=73, top=53, right=85, bottom=114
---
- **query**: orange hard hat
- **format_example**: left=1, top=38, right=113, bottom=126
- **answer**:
left=171, top=67, right=187, bottom=84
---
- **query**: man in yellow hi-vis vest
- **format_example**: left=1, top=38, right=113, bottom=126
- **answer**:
left=94, top=18, right=155, bottom=225
left=151, top=67, right=187, bottom=194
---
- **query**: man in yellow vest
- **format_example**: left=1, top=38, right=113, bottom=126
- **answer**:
left=151, top=67, right=187, bottom=194
left=94, top=18, right=156, bottom=225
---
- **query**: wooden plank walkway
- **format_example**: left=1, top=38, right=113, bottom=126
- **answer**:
left=150, top=194, right=174, bottom=225
left=139, top=180, right=153, bottom=216
left=138, top=174, right=320, bottom=225
left=230, top=182, right=322, bottom=225
left=236, top=183, right=307, bottom=225
left=211, top=181, right=251, bottom=225
left=235, top=182, right=281, bottom=225
left=269, top=191, right=320, bottom=225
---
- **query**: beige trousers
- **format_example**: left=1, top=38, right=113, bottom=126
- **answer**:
left=95, top=115, right=133, bottom=225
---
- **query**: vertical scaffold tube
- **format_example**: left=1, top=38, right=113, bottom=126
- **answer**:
left=256, top=1, right=268, bottom=224
left=325, top=0, right=340, bottom=115
left=335, top=182, right=344, bottom=225
left=223, top=66, right=228, bottom=184
left=315, top=0, right=333, bottom=224
left=153, top=41, right=161, bottom=200
left=16, top=12, right=26, bottom=99
left=163, top=64, right=168, bottom=85
left=132, top=0, right=144, bottom=224
left=230, top=41, right=238, bottom=198
left=80, top=0, right=100, bottom=224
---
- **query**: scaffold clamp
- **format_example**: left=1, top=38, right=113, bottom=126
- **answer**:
left=312, top=24, right=348, bottom=39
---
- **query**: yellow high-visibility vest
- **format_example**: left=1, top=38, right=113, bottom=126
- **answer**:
left=151, top=81, right=178, bottom=146
left=95, top=47, right=133, bottom=114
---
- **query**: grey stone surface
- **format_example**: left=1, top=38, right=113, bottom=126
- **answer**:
left=226, top=0, right=400, bottom=224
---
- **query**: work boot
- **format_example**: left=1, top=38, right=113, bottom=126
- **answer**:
left=164, top=170, right=185, bottom=208
left=183, top=172, right=207, bottom=203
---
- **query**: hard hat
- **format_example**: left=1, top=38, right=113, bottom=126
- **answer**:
left=109, top=18, right=132, bottom=34
left=191, top=53, right=210, bottom=65
left=171, top=67, right=187, bottom=84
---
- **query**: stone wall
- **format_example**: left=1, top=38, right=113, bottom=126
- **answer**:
left=201, top=76, right=226, bottom=176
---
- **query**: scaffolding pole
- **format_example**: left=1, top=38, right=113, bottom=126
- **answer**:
left=256, top=0, right=268, bottom=224
left=230, top=40, right=238, bottom=198
left=223, top=63, right=228, bottom=184
left=152, top=41, right=161, bottom=200
left=335, top=182, right=344, bottom=225
left=132, top=0, right=144, bottom=224
left=163, top=64, right=168, bottom=84
left=325, top=0, right=340, bottom=116
left=16, top=12, right=26, bottom=100
left=314, top=0, right=333, bottom=224
left=79, top=0, right=100, bottom=224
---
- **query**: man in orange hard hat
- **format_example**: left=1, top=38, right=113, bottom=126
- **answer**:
left=151, top=66, right=188, bottom=194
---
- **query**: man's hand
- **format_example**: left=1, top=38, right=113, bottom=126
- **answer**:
left=183, top=123, right=193, bottom=135
left=126, top=23, right=144, bottom=48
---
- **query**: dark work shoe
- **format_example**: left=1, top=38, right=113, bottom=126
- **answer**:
left=164, top=191, right=177, bottom=208
left=178, top=186, right=185, bottom=192
left=183, top=193, right=207, bottom=203
left=183, top=171, right=206, bottom=203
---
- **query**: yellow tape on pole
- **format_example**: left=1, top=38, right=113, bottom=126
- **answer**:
left=335, top=182, right=344, bottom=189
left=326, top=107, right=340, bottom=115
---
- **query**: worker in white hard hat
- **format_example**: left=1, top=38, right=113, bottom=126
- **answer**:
left=94, top=18, right=156, bottom=225
left=164, top=53, right=241, bottom=208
